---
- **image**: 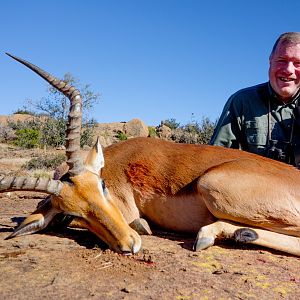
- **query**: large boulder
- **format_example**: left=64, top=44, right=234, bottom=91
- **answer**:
left=124, top=118, right=148, bottom=138
left=156, top=124, right=172, bottom=140
left=95, top=118, right=149, bottom=147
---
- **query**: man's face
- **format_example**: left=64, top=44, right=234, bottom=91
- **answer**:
left=269, top=41, right=300, bottom=102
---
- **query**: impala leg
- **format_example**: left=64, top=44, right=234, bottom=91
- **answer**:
left=129, top=218, right=152, bottom=235
left=235, top=226, right=300, bottom=256
left=193, top=220, right=226, bottom=251
left=194, top=220, right=300, bottom=256
left=67, top=211, right=151, bottom=236
left=193, top=220, right=258, bottom=251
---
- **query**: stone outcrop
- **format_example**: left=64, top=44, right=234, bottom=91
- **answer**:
left=156, top=124, right=172, bottom=140
left=0, top=115, right=151, bottom=148
left=124, top=118, right=149, bottom=138
left=95, top=118, right=149, bottom=147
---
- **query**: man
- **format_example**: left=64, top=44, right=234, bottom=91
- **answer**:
left=210, top=32, right=300, bottom=167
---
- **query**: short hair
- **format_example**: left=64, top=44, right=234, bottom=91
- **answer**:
left=270, top=32, right=300, bottom=57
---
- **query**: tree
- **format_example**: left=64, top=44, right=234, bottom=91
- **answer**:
left=24, top=73, right=100, bottom=147
left=169, top=116, right=216, bottom=145
left=162, top=118, right=180, bottom=130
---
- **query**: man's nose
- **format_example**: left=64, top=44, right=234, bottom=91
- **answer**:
left=284, top=61, right=295, bottom=74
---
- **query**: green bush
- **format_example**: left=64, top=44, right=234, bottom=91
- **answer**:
left=40, top=118, right=66, bottom=148
left=148, top=126, right=157, bottom=138
left=8, top=117, right=96, bottom=148
left=162, top=118, right=180, bottom=130
left=32, top=170, right=52, bottom=179
left=14, top=128, right=40, bottom=149
left=8, top=119, right=40, bottom=131
left=116, top=131, right=127, bottom=141
left=24, top=153, right=66, bottom=170
left=170, top=117, right=216, bottom=145
left=80, top=119, right=97, bottom=147
left=13, top=109, right=35, bottom=115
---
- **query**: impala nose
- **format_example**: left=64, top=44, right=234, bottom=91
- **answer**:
left=119, top=233, right=142, bottom=255
left=132, top=238, right=142, bottom=254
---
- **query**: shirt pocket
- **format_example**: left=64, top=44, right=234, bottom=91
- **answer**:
left=244, top=120, right=268, bottom=155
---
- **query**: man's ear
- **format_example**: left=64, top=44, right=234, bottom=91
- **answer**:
left=84, top=137, right=104, bottom=175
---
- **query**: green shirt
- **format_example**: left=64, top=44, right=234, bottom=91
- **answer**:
left=210, top=82, right=300, bottom=165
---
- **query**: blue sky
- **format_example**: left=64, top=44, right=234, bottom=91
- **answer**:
left=1, top=1, right=299, bottom=125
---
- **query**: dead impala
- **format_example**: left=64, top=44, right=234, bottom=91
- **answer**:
left=1, top=53, right=300, bottom=256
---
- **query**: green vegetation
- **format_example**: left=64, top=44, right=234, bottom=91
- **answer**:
left=13, top=108, right=35, bottom=115
left=163, top=116, right=216, bottom=145
left=148, top=126, right=157, bottom=138
left=23, top=153, right=66, bottom=170
left=116, top=131, right=127, bottom=141
left=6, top=73, right=99, bottom=149
left=32, top=170, right=52, bottom=179
left=80, top=119, right=97, bottom=147
left=4, top=72, right=216, bottom=149
left=14, top=128, right=40, bottom=149
left=162, top=118, right=180, bottom=130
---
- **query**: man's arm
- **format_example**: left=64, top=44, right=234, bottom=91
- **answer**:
left=210, top=95, right=243, bottom=149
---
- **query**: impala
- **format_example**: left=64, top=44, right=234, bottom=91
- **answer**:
left=1, top=53, right=300, bottom=256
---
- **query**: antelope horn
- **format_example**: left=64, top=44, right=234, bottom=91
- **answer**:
left=0, top=175, right=63, bottom=196
left=6, top=53, right=84, bottom=176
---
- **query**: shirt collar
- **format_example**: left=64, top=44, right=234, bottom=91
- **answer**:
left=267, top=82, right=300, bottom=107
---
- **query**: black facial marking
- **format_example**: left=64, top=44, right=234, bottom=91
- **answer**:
left=101, top=179, right=106, bottom=191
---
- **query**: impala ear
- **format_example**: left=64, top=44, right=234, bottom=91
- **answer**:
left=5, top=196, right=61, bottom=239
left=84, top=137, right=105, bottom=175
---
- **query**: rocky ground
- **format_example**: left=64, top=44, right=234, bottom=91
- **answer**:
left=0, top=143, right=300, bottom=299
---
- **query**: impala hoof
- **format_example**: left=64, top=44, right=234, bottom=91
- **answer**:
left=193, top=236, right=215, bottom=251
left=129, top=218, right=152, bottom=235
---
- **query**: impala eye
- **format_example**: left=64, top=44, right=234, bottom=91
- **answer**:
left=60, top=173, right=73, bottom=185
left=101, top=179, right=106, bottom=191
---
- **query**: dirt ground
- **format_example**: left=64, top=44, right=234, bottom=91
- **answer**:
left=0, top=144, right=300, bottom=299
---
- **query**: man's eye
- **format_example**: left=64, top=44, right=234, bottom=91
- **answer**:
left=294, top=62, right=300, bottom=68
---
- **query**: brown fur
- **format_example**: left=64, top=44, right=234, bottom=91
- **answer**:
left=10, top=137, right=300, bottom=256
left=101, top=137, right=300, bottom=255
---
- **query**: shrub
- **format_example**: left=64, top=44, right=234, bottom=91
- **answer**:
left=162, top=118, right=180, bottom=130
left=116, top=131, right=127, bottom=141
left=13, top=108, right=35, bottom=115
left=148, top=126, right=157, bottom=138
left=24, top=153, right=66, bottom=170
left=196, top=117, right=216, bottom=144
left=14, top=128, right=40, bottom=149
left=80, top=119, right=97, bottom=147
left=40, top=118, right=66, bottom=148
left=8, top=114, right=97, bottom=148
left=32, top=170, right=52, bottom=179
left=7, top=119, right=41, bottom=131
left=7, top=116, right=96, bottom=148
left=170, top=117, right=216, bottom=145
left=0, top=125, right=15, bottom=142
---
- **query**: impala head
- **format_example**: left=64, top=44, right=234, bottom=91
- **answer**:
left=1, top=53, right=141, bottom=254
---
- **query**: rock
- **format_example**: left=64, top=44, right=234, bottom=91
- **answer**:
left=156, top=124, right=172, bottom=140
left=124, top=118, right=149, bottom=138
left=56, top=145, right=66, bottom=150
left=95, top=119, right=149, bottom=147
